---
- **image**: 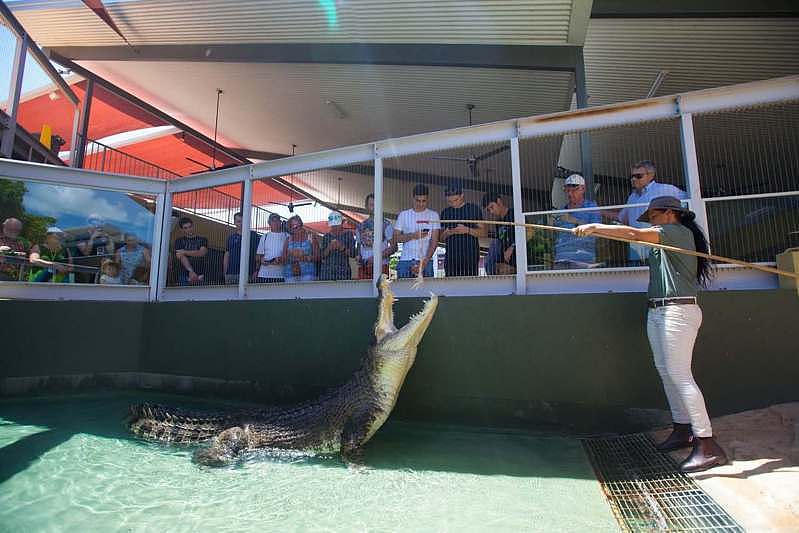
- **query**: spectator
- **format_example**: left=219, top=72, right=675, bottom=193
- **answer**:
left=356, top=193, right=396, bottom=279
left=129, top=265, right=149, bottom=285
left=482, top=194, right=516, bottom=275
left=552, top=174, right=601, bottom=269
left=440, top=180, right=485, bottom=276
left=320, top=212, right=356, bottom=281
left=99, top=258, right=122, bottom=284
left=615, top=160, right=688, bottom=265
left=282, top=215, right=319, bottom=283
left=393, top=184, right=440, bottom=279
left=0, top=217, right=29, bottom=281
left=28, top=227, right=73, bottom=283
left=254, top=213, right=287, bottom=283
left=223, top=212, right=260, bottom=284
left=174, top=216, right=208, bottom=285
left=116, top=233, right=151, bottom=285
left=484, top=236, right=503, bottom=275
left=75, top=213, right=116, bottom=283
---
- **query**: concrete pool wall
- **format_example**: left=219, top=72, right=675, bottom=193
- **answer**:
left=2, top=289, right=797, bottom=431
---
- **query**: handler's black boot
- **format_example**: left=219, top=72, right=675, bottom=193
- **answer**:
left=656, top=423, right=694, bottom=452
left=680, top=437, right=728, bottom=473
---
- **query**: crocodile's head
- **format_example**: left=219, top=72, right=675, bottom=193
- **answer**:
left=356, top=276, right=438, bottom=444
left=368, top=276, right=438, bottom=403
left=374, top=276, right=438, bottom=354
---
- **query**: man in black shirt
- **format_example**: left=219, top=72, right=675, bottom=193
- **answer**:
left=440, top=181, right=485, bottom=276
left=174, top=216, right=208, bottom=285
left=482, top=193, right=516, bottom=274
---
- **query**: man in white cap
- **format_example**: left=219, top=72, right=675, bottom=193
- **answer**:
left=28, top=227, right=73, bottom=283
left=320, top=211, right=356, bottom=281
left=552, top=174, right=601, bottom=268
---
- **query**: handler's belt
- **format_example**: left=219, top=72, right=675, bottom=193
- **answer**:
left=648, top=296, right=697, bottom=309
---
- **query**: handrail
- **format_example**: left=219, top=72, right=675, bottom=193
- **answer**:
left=84, top=139, right=181, bottom=179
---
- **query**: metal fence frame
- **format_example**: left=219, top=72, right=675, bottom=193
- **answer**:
left=1, top=75, right=797, bottom=302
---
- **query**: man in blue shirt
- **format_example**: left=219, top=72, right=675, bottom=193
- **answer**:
left=223, top=212, right=260, bottom=284
left=553, top=174, right=601, bottom=269
left=616, top=160, right=688, bottom=265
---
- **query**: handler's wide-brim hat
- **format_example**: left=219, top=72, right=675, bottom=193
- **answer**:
left=637, top=196, right=695, bottom=223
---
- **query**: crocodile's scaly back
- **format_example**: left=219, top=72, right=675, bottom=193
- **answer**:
left=128, top=277, right=438, bottom=465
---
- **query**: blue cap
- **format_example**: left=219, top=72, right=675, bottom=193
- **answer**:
left=327, top=212, right=343, bottom=226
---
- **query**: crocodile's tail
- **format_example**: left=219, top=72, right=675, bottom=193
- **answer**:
left=128, top=403, right=238, bottom=444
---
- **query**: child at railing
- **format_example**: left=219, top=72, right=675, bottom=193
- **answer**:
left=100, top=259, right=122, bottom=285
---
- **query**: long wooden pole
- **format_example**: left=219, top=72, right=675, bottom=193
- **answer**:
left=423, top=219, right=799, bottom=281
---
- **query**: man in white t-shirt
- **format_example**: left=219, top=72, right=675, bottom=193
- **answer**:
left=254, top=213, right=288, bottom=283
left=393, top=184, right=440, bottom=278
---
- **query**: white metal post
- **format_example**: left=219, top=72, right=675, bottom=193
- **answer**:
left=68, top=107, right=81, bottom=166
left=679, top=112, right=711, bottom=248
left=238, top=170, right=254, bottom=299
left=372, top=154, right=384, bottom=295
left=510, top=137, right=527, bottom=294
left=155, top=185, right=174, bottom=300
left=575, top=47, right=594, bottom=201
left=72, top=78, right=94, bottom=168
left=1, top=34, right=27, bottom=157
left=148, top=190, right=168, bottom=302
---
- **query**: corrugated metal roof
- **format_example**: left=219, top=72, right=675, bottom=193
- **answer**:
left=12, top=0, right=576, bottom=46
left=80, top=60, right=573, bottom=155
left=583, top=18, right=799, bottom=107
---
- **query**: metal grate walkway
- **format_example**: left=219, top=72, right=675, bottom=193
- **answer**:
left=582, top=433, right=743, bottom=532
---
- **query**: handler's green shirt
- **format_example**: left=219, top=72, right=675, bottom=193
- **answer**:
left=647, top=223, right=698, bottom=299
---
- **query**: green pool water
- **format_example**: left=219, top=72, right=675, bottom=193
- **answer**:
left=0, top=393, right=618, bottom=532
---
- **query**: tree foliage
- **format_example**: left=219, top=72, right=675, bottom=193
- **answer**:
left=0, top=178, right=55, bottom=245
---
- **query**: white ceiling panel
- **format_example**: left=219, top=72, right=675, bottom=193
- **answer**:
left=584, top=17, right=799, bottom=106
left=12, top=0, right=577, bottom=46
left=80, top=60, right=574, bottom=154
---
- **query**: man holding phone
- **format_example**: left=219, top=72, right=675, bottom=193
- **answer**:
left=393, top=184, right=440, bottom=278
left=254, top=213, right=287, bottom=283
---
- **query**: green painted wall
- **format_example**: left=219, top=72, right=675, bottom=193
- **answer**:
left=1, top=300, right=144, bottom=377
left=2, top=290, right=797, bottom=430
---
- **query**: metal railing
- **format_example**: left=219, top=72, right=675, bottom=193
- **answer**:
left=83, top=139, right=181, bottom=180
left=0, top=75, right=796, bottom=302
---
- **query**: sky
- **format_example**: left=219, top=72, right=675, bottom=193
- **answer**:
left=1, top=23, right=67, bottom=108
left=22, top=181, right=156, bottom=243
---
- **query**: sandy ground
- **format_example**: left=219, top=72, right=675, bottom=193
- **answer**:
left=652, top=403, right=799, bottom=533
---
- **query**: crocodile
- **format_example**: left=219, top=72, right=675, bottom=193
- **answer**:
left=128, top=276, right=438, bottom=465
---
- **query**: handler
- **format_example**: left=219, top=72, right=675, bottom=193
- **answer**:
left=575, top=196, right=728, bottom=473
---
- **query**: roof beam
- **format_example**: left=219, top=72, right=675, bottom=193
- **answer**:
left=567, top=0, right=594, bottom=45
left=592, top=0, right=799, bottom=18
left=50, top=43, right=581, bottom=72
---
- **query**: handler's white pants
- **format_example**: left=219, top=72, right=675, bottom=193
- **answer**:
left=647, top=304, right=713, bottom=437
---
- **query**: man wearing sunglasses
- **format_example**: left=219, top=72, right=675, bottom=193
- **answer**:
left=616, top=160, right=687, bottom=266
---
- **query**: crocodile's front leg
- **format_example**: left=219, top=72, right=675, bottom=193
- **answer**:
left=340, top=411, right=373, bottom=464
left=193, top=425, right=253, bottom=466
